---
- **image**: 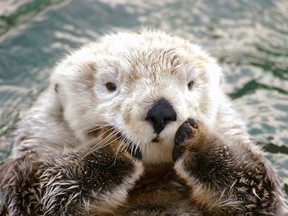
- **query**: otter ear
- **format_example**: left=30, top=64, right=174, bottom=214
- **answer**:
left=54, top=83, right=59, bottom=93
left=51, top=82, right=64, bottom=114
left=53, top=82, right=64, bottom=102
left=53, top=83, right=63, bottom=105
left=216, top=65, right=224, bottom=87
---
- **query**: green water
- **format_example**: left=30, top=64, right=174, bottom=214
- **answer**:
left=0, top=0, right=287, bottom=194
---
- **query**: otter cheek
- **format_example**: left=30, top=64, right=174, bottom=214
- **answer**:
left=123, top=111, right=131, bottom=125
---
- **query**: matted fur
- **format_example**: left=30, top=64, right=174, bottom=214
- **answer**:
left=0, top=30, right=287, bottom=215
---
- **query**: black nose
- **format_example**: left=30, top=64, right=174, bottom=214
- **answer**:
left=145, top=98, right=177, bottom=134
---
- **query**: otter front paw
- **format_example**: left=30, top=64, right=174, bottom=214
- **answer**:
left=37, top=146, right=144, bottom=215
left=172, top=118, right=230, bottom=184
left=172, top=118, right=199, bottom=162
left=172, top=119, right=284, bottom=215
left=172, top=119, right=239, bottom=213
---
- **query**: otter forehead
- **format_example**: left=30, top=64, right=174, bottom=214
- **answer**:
left=89, top=31, right=215, bottom=81
left=56, top=31, right=219, bottom=90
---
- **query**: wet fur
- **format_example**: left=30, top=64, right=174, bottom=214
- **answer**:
left=0, top=30, right=287, bottom=215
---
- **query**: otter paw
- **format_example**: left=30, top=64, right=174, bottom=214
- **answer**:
left=172, top=118, right=198, bottom=161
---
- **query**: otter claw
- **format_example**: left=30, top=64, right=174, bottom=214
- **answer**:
left=187, top=118, right=198, bottom=129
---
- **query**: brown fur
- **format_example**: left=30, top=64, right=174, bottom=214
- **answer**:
left=0, top=120, right=286, bottom=215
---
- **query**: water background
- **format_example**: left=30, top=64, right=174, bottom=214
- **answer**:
left=0, top=0, right=287, bottom=195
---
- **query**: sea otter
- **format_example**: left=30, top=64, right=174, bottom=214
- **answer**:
left=0, top=30, right=287, bottom=215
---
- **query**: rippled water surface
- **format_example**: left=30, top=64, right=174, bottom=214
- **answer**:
left=0, top=0, right=287, bottom=194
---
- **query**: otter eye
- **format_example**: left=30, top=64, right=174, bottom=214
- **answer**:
left=188, top=81, right=194, bottom=90
left=105, top=82, right=117, bottom=92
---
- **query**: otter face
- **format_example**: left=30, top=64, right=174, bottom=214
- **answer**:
left=51, top=31, right=223, bottom=166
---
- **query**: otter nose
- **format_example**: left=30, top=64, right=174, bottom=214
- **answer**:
left=145, top=98, right=177, bottom=134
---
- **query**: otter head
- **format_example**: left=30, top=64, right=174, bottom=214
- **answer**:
left=51, top=30, right=223, bottom=167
